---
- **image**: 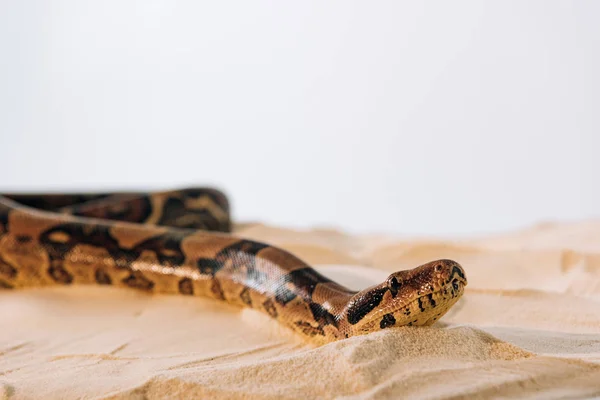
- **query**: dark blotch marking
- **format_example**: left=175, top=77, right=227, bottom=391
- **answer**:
left=388, top=277, right=400, bottom=297
left=294, top=321, right=325, bottom=337
left=0, top=202, right=11, bottom=233
left=48, top=262, right=73, bottom=284
left=104, top=196, right=153, bottom=223
left=158, top=197, right=195, bottom=226
left=158, top=197, right=223, bottom=231
left=122, top=272, right=154, bottom=291
left=15, top=235, right=31, bottom=244
left=262, top=298, right=278, bottom=318
left=0, top=279, right=14, bottom=289
left=95, top=269, right=112, bottom=285
left=156, top=189, right=231, bottom=232
left=380, top=313, right=396, bottom=329
left=239, top=287, right=252, bottom=306
left=39, top=222, right=135, bottom=270
left=183, top=188, right=231, bottom=223
left=66, top=195, right=153, bottom=224
left=40, top=223, right=120, bottom=259
left=40, top=222, right=190, bottom=272
left=404, top=307, right=411, bottom=316
left=427, top=293, right=437, bottom=308
left=417, top=297, right=425, bottom=312
left=308, top=302, right=338, bottom=328
left=210, top=279, right=225, bottom=300
left=451, top=265, right=466, bottom=281
left=214, top=240, right=271, bottom=288
left=201, top=240, right=269, bottom=280
left=178, top=278, right=194, bottom=295
left=135, top=231, right=189, bottom=266
left=275, top=267, right=342, bottom=306
left=0, top=256, right=17, bottom=279
left=274, top=286, right=297, bottom=304
left=185, top=188, right=230, bottom=211
left=5, top=193, right=110, bottom=211
left=347, top=287, right=388, bottom=325
left=197, top=258, right=223, bottom=275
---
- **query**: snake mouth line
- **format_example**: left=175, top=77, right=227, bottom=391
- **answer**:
left=392, top=277, right=467, bottom=323
left=416, top=275, right=467, bottom=304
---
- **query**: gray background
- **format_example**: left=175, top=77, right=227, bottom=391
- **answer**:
left=1, top=1, right=598, bottom=235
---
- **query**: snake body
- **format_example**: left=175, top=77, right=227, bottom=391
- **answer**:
left=0, top=188, right=467, bottom=344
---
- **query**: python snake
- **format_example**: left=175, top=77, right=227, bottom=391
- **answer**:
left=0, top=188, right=467, bottom=344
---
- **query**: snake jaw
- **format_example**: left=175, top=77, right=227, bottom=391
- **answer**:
left=418, top=278, right=466, bottom=326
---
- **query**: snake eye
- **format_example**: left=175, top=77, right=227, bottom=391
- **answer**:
left=434, top=264, right=443, bottom=272
left=388, top=277, right=402, bottom=294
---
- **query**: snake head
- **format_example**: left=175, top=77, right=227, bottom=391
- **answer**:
left=342, top=259, right=467, bottom=336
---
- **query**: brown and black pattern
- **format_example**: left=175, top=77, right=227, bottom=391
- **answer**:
left=262, top=298, right=278, bottom=319
left=48, top=261, right=74, bottom=284
left=178, top=278, right=194, bottom=295
left=210, top=279, right=226, bottom=300
left=346, top=287, right=389, bottom=325
left=295, top=321, right=325, bottom=337
left=239, top=287, right=252, bottom=306
left=380, top=313, right=396, bottom=329
left=123, top=271, right=155, bottom=291
left=95, top=268, right=112, bottom=285
left=3, top=193, right=113, bottom=211
left=0, top=201, right=10, bottom=233
left=4, top=188, right=230, bottom=232
left=0, top=256, right=17, bottom=280
left=0, top=188, right=467, bottom=344
left=62, top=194, right=154, bottom=225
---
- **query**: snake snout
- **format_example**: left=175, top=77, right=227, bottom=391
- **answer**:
left=450, top=262, right=467, bottom=286
left=443, top=260, right=467, bottom=295
left=430, top=259, right=467, bottom=282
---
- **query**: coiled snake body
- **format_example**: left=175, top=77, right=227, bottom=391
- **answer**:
left=0, top=188, right=467, bottom=344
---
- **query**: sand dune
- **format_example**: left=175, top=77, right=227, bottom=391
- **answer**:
left=2, top=221, right=600, bottom=399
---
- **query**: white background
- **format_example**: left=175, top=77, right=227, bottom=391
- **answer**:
left=1, top=1, right=599, bottom=236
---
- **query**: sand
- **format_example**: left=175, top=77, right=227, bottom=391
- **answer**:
left=2, top=221, right=600, bottom=399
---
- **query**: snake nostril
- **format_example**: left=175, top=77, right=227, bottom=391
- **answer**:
left=452, top=279, right=460, bottom=291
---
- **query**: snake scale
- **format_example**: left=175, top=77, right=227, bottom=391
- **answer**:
left=0, top=188, right=467, bottom=344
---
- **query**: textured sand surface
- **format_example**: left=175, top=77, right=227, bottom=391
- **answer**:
left=2, top=221, right=600, bottom=399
